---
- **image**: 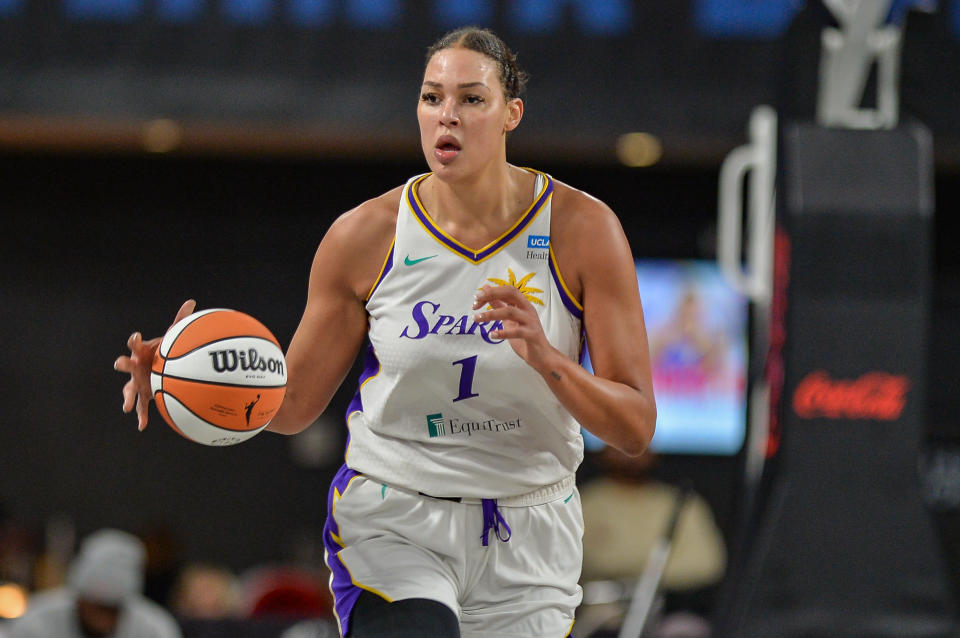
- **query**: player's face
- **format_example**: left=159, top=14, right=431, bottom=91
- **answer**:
left=418, top=47, right=522, bottom=179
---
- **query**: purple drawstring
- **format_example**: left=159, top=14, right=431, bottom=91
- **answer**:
left=480, top=498, right=512, bottom=546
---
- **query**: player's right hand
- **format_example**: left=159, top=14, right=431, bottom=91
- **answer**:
left=114, top=299, right=196, bottom=431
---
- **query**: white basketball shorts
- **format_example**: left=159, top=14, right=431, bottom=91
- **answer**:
left=323, top=464, right=583, bottom=638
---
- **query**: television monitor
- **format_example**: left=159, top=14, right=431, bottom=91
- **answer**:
left=582, top=259, right=748, bottom=456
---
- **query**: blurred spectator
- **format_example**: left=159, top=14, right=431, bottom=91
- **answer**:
left=169, top=564, right=239, bottom=620
left=581, top=448, right=726, bottom=587
left=579, top=448, right=726, bottom=636
left=239, top=566, right=331, bottom=621
left=9, top=528, right=182, bottom=638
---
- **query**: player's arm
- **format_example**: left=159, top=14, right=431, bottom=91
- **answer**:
left=551, top=190, right=656, bottom=455
left=114, top=194, right=396, bottom=434
left=266, top=194, right=398, bottom=435
left=475, top=188, right=656, bottom=456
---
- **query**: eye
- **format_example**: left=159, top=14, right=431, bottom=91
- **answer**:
left=464, top=95, right=485, bottom=104
left=420, top=92, right=440, bottom=104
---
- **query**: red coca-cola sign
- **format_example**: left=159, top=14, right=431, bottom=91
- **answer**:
left=792, top=370, right=910, bottom=421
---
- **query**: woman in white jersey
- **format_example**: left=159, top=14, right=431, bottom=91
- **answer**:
left=116, top=27, right=656, bottom=638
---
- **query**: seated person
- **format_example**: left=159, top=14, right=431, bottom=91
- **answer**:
left=579, top=447, right=726, bottom=635
left=10, top=528, right=182, bottom=638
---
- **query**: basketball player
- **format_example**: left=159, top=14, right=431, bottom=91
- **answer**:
left=116, top=27, right=656, bottom=638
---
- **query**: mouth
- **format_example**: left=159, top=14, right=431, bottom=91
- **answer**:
left=434, top=136, right=462, bottom=164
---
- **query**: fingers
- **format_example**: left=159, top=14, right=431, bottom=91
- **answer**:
left=474, top=303, right=527, bottom=325
left=120, top=358, right=151, bottom=430
left=122, top=378, right=137, bottom=413
left=470, top=285, right=551, bottom=355
left=491, top=325, right=525, bottom=340
left=116, top=299, right=192, bottom=432
left=114, top=355, right=133, bottom=374
left=473, top=284, right=526, bottom=310
left=172, top=299, right=197, bottom=326
left=473, top=286, right=531, bottom=322
left=119, top=329, right=162, bottom=431
left=135, top=392, right=150, bottom=431
left=127, top=331, right=142, bottom=352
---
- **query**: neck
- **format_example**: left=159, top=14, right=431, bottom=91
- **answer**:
left=421, top=162, right=534, bottom=247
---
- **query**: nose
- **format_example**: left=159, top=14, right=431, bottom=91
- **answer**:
left=440, top=97, right=460, bottom=127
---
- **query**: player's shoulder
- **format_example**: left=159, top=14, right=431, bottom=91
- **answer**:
left=329, top=183, right=404, bottom=245
left=312, top=182, right=405, bottom=301
left=548, top=176, right=621, bottom=240
left=543, top=175, right=632, bottom=300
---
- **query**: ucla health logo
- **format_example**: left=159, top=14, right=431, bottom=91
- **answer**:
left=527, top=235, right=549, bottom=248
left=526, top=235, right=549, bottom=261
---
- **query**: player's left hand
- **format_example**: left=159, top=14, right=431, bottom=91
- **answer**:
left=473, top=284, right=555, bottom=369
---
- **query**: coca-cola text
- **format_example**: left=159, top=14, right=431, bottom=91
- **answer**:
left=792, top=370, right=909, bottom=421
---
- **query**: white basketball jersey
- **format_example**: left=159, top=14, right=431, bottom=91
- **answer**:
left=343, top=170, right=584, bottom=499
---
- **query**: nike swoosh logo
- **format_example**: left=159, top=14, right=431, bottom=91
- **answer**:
left=404, top=254, right=438, bottom=266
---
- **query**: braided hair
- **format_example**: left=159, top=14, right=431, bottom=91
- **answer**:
left=426, top=27, right=529, bottom=100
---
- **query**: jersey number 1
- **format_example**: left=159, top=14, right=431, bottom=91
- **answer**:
left=452, top=355, right=479, bottom=402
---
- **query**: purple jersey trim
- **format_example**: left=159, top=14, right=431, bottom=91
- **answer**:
left=406, top=173, right=554, bottom=263
left=344, top=343, right=381, bottom=420
left=578, top=327, right=587, bottom=366
left=548, top=251, right=584, bottom=320
left=323, top=463, right=362, bottom=636
left=366, top=243, right=395, bottom=301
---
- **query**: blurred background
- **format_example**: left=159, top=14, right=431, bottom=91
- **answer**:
left=1, top=1, right=960, bottom=636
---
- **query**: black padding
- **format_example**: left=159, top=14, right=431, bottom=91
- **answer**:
left=349, top=591, right=461, bottom=638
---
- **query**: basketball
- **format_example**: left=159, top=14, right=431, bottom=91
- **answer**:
left=150, top=309, right=287, bottom=446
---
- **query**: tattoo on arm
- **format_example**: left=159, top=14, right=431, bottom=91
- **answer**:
left=550, top=371, right=562, bottom=381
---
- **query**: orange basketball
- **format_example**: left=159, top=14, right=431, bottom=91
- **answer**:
left=150, top=309, right=287, bottom=446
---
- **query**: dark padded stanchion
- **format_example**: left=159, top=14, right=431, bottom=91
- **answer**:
left=715, top=122, right=956, bottom=638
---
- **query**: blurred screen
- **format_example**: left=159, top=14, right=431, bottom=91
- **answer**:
left=582, top=259, right=748, bottom=456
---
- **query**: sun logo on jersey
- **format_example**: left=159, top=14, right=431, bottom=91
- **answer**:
left=483, top=269, right=544, bottom=306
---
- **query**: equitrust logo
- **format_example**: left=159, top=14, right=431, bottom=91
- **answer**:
left=427, top=413, right=445, bottom=437
left=425, top=413, right=522, bottom=438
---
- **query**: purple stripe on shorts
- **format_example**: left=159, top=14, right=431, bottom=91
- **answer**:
left=323, top=463, right=361, bottom=636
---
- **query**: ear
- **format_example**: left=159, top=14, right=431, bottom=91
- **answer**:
left=504, top=98, right=523, bottom=133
